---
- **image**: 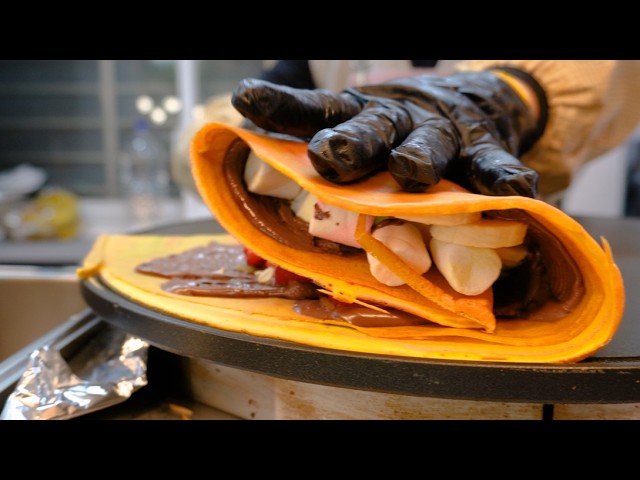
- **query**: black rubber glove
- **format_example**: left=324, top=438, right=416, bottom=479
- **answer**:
left=232, top=70, right=546, bottom=197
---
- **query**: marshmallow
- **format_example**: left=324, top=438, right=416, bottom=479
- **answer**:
left=308, top=200, right=373, bottom=248
left=366, top=222, right=432, bottom=287
left=429, top=238, right=501, bottom=296
left=244, top=151, right=301, bottom=200
left=291, top=189, right=318, bottom=223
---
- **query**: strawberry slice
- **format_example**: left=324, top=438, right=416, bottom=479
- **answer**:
left=267, top=261, right=311, bottom=285
left=243, top=246, right=267, bottom=268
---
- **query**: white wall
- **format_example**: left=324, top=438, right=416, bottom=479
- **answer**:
left=562, top=126, right=640, bottom=218
left=561, top=144, right=629, bottom=218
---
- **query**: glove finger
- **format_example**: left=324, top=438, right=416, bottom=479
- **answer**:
left=307, top=102, right=413, bottom=184
left=387, top=117, right=460, bottom=193
left=455, top=142, right=539, bottom=197
left=231, top=78, right=361, bottom=139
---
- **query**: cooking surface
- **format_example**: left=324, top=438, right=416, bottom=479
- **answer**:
left=81, top=216, right=640, bottom=404
left=577, top=216, right=640, bottom=357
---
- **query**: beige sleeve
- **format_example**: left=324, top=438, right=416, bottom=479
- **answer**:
left=309, top=60, right=421, bottom=90
left=308, top=60, right=355, bottom=91
left=455, top=60, right=640, bottom=196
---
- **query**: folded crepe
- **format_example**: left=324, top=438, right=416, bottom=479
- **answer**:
left=79, top=122, right=625, bottom=364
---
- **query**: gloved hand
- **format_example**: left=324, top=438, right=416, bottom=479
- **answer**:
left=231, top=70, right=546, bottom=197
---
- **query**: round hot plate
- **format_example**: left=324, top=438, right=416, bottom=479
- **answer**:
left=80, top=217, right=640, bottom=404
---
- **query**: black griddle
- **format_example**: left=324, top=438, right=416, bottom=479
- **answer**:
left=80, top=216, right=640, bottom=404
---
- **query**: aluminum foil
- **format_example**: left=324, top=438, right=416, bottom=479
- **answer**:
left=1, top=325, right=148, bottom=420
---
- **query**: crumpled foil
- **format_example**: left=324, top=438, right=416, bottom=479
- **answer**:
left=1, top=326, right=148, bottom=420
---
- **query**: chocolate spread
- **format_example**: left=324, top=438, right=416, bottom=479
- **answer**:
left=294, top=298, right=432, bottom=327
left=136, top=241, right=319, bottom=300
left=487, top=209, right=584, bottom=320
left=224, top=140, right=361, bottom=256
left=135, top=240, right=430, bottom=326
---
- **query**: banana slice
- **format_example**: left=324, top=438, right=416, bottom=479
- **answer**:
left=366, top=222, right=432, bottom=287
left=430, top=218, right=527, bottom=248
left=495, top=245, right=529, bottom=269
left=429, top=238, right=502, bottom=296
left=397, top=211, right=482, bottom=226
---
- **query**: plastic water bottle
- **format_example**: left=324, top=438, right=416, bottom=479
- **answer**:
left=119, top=118, right=170, bottom=227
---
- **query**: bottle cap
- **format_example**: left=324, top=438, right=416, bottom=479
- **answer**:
left=134, top=118, right=151, bottom=132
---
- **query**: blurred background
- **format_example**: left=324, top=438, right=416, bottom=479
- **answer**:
left=0, top=60, right=265, bottom=264
left=0, top=60, right=639, bottom=266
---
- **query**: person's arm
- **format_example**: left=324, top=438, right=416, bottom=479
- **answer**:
left=455, top=60, right=640, bottom=197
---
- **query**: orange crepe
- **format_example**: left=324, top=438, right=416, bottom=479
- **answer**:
left=78, top=122, right=625, bottom=364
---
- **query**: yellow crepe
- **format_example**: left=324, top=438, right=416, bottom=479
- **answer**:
left=78, top=122, right=625, bottom=364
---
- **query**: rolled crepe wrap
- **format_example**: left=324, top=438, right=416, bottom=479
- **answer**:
left=190, top=122, right=625, bottom=361
left=78, top=122, right=625, bottom=364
